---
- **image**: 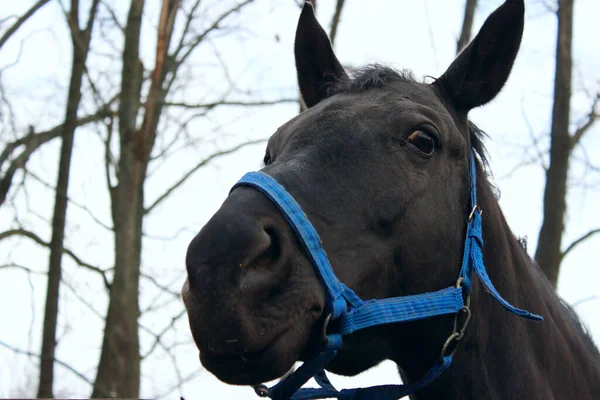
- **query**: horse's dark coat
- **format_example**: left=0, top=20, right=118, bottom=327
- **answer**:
left=183, top=1, right=600, bottom=398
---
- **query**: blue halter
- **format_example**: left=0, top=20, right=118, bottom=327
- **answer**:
left=231, top=150, right=542, bottom=400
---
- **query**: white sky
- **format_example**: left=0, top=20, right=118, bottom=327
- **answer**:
left=0, top=0, right=599, bottom=398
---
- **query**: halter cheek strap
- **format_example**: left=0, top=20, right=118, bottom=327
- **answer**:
left=231, top=150, right=542, bottom=400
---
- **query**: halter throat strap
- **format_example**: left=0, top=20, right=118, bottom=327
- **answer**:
left=231, top=150, right=542, bottom=400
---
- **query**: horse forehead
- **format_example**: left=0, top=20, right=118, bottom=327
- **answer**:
left=329, top=83, right=450, bottom=122
left=269, top=83, right=450, bottom=148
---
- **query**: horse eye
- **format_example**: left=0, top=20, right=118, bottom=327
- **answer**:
left=406, top=130, right=435, bottom=156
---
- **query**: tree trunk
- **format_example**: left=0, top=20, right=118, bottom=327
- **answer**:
left=534, top=0, right=573, bottom=288
left=92, top=0, right=179, bottom=396
left=457, top=0, right=477, bottom=53
left=91, top=1, right=145, bottom=397
left=37, top=1, right=99, bottom=396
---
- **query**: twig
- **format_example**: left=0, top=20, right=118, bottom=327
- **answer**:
left=145, top=138, right=267, bottom=214
left=0, top=339, right=93, bottom=386
left=560, top=228, right=600, bottom=262
left=0, top=0, right=51, bottom=50
left=141, top=308, right=187, bottom=359
left=164, top=98, right=297, bottom=109
left=571, top=92, right=599, bottom=148
left=573, top=296, right=600, bottom=308
left=0, top=229, right=111, bottom=289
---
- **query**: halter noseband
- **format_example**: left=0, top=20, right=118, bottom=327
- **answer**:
left=231, top=150, right=542, bottom=400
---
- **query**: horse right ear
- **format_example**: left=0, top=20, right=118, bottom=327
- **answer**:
left=435, top=0, right=525, bottom=112
left=295, top=2, right=348, bottom=108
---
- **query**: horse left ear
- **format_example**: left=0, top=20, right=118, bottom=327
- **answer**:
left=435, top=0, right=524, bottom=112
left=295, top=2, right=348, bottom=108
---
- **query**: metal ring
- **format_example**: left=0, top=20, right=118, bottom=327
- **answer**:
left=439, top=332, right=461, bottom=363
left=455, top=306, right=472, bottom=340
left=253, top=384, right=269, bottom=397
left=321, top=313, right=332, bottom=343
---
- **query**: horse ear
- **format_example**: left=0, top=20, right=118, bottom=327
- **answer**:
left=435, top=0, right=524, bottom=112
left=295, top=2, right=348, bottom=108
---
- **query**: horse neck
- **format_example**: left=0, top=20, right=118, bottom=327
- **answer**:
left=415, top=169, right=600, bottom=399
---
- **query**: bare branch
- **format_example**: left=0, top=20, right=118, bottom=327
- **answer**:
left=145, top=139, right=266, bottom=214
left=141, top=308, right=187, bottom=359
left=0, top=0, right=51, bottom=50
left=521, top=95, right=549, bottom=171
left=171, top=0, right=202, bottom=59
left=24, top=169, right=114, bottom=232
left=0, top=229, right=111, bottom=289
left=329, top=0, right=346, bottom=46
left=560, top=228, right=600, bottom=262
left=571, top=92, right=599, bottom=148
left=84, top=0, right=101, bottom=36
left=498, top=156, right=546, bottom=181
left=99, top=0, right=125, bottom=34
left=0, top=108, right=114, bottom=170
left=140, top=273, right=180, bottom=298
left=0, top=262, right=45, bottom=275
left=0, top=339, right=93, bottom=386
left=164, top=98, right=297, bottom=109
left=573, top=295, right=600, bottom=308
left=0, top=104, right=116, bottom=207
left=61, top=277, right=105, bottom=318
left=169, top=0, right=256, bottom=85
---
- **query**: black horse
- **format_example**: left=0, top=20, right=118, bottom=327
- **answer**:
left=182, top=0, right=600, bottom=398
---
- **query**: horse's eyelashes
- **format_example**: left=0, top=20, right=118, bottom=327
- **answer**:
left=406, top=130, right=436, bottom=156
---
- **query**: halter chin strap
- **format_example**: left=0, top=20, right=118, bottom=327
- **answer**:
left=231, top=150, right=542, bottom=400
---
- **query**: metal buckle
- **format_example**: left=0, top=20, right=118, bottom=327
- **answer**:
left=468, top=205, right=482, bottom=221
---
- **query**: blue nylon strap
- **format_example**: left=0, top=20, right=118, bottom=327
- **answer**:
left=340, top=287, right=464, bottom=335
left=232, top=172, right=363, bottom=319
left=469, top=151, right=478, bottom=214
left=459, top=151, right=542, bottom=321
left=289, top=356, right=453, bottom=400
left=465, top=213, right=542, bottom=321
left=266, top=348, right=339, bottom=400
left=313, top=370, right=337, bottom=392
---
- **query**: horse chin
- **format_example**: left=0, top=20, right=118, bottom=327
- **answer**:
left=196, top=310, right=318, bottom=386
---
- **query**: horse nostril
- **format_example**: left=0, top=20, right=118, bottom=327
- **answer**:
left=263, top=227, right=281, bottom=264
left=239, top=224, right=289, bottom=292
left=240, top=225, right=284, bottom=270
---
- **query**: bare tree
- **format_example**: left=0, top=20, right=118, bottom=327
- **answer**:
left=91, top=0, right=163, bottom=394
left=534, top=0, right=599, bottom=287
left=0, top=0, right=313, bottom=396
left=93, top=0, right=293, bottom=396
left=37, top=1, right=101, bottom=397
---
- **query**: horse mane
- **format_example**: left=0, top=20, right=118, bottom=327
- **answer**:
left=330, top=63, right=598, bottom=357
